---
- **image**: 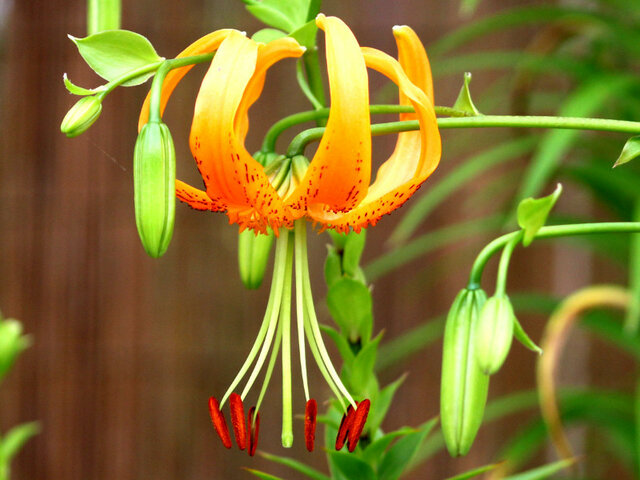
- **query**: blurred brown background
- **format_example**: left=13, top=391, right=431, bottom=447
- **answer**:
left=0, top=0, right=630, bottom=479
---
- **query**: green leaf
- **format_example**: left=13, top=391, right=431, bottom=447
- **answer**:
left=362, top=426, right=416, bottom=467
left=348, top=334, right=382, bottom=394
left=517, top=183, right=562, bottom=247
left=378, top=423, right=432, bottom=480
left=365, top=375, right=407, bottom=434
left=246, top=0, right=310, bottom=32
left=259, top=452, right=330, bottom=480
left=70, top=30, right=162, bottom=86
left=452, top=72, right=482, bottom=116
left=326, top=278, right=372, bottom=342
left=504, top=458, right=575, bottom=480
left=63, top=73, right=107, bottom=96
left=244, top=468, right=285, bottom=480
left=328, top=452, right=376, bottom=480
left=445, top=461, right=503, bottom=480
left=320, top=324, right=355, bottom=366
left=252, top=28, right=287, bottom=44
left=288, top=19, right=318, bottom=49
left=614, top=135, right=640, bottom=168
left=0, top=422, right=39, bottom=463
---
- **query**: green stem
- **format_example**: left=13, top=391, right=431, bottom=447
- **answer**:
left=625, top=200, right=640, bottom=333
left=468, top=222, right=640, bottom=287
left=262, top=105, right=414, bottom=153
left=147, top=53, right=215, bottom=123
left=495, top=233, right=523, bottom=296
left=87, top=0, right=121, bottom=35
left=286, top=115, right=640, bottom=157
left=99, top=61, right=165, bottom=98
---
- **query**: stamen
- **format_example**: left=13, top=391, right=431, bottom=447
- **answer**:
left=347, top=399, right=370, bottom=452
left=304, top=399, right=317, bottom=452
left=247, top=406, right=260, bottom=457
left=229, top=393, right=247, bottom=450
left=335, top=404, right=355, bottom=451
left=208, top=396, right=232, bottom=449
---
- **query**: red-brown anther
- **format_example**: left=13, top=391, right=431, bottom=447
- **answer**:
left=246, top=406, right=260, bottom=457
left=335, top=404, right=355, bottom=451
left=347, top=399, right=370, bottom=452
left=208, top=396, right=232, bottom=449
left=229, top=393, right=247, bottom=450
left=304, top=399, right=318, bottom=452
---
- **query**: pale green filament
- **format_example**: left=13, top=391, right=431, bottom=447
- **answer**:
left=295, top=220, right=356, bottom=409
left=280, top=232, right=295, bottom=447
left=220, top=231, right=289, bottom=406
left=255, top=313, right=282, bottom=413
left=294, top=226, right=311, bottom=402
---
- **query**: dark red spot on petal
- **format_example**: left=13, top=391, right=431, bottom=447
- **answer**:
left=208, top=396, right=232, bottom=449
left=305, top=399, right=318, bottom=452
left=229, top=393, right=247, bottom=450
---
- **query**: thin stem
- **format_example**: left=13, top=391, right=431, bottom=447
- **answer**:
left=280, top=232, right=295, bottom=448
left=495, top=232, right=523, bottom=296
left=261, top=105, right=414, bottom=153
left=294, top=222, right=310, bottom=401
left=220, top=232, right=289, bottom=406
left=148, top=53, right=215, bottom=123
left=255, top=312, right=282, bottom=414
left=99, top=61, right=165, bottom=98
left=296, top=60, right=324, bottom=111
left=469, top=222, right=640, bottom=288
left=625, top=200, right=640, bottom=333
left=302, top=49, right=327, bottom=109
left=286, top=115, right=640, bottom=157
left=87, top=0, right=121, bottom=34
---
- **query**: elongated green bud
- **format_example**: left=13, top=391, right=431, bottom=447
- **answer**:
left=440, top=287, right=489, bottom=457
left=474, top=294, right=515, bottom=375
left=238, top=228, right=275, bottom=289
left=0, top=318, right=31, bottom=383
left=60, top=95, right=103, bottom=137
left=134, top=121, right=175, bottom=258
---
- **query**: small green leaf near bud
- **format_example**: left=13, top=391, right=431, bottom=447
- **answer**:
left=441, top=288, right=489, bottom=457
left=513, top=317, right=543, bottom=355
left=60, top=95, right=103, bottom=137
left=252, top=28, right=287, bottom=44
left=326, top=278, right=373, bottom=343
left=517, top=183, right=562, bottom=247
left=0, top=319, right=31, bottom=383
left=63, top=73, right=107, bottom=96
left=134, top=121, right=176, bottom=258
left=238, top=228, right=275, bottom=289
left=474, top=294, right=515, bottom=375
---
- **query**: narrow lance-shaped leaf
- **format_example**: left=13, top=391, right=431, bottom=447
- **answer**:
left=63, top=73, right=107, bottom=96
left=70, top=30, right=162, bottom=86
left=517, top=183, right=562, bottom=247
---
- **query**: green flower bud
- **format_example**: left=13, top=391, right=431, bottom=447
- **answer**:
left=441, top=287, right=489, bottom=457
left=474, top=294, right=515, bottom=375
left=60, top=95, right=103, bottom=137
left=0, top=319, right=31, bottom=383
left=238, top=228, right=275, bottom=289
left=134, top=121, right=175, bottom=258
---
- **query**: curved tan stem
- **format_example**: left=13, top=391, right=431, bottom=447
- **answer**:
left=537, top=285, right=630, bottom=462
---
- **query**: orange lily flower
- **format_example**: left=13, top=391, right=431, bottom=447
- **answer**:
left=138, top=15, right=440, bottom=454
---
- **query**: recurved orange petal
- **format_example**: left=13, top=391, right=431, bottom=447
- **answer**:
left=308, top=33, right=440, bottom=232
left=235, top=37, right=305, bottom=143
left=175, top=180, right=226, bottom=212
left=189, top=31, right=293, bottom=232
left=286, top=15, right=371, bottom=215
left=138, top=29, right=235, bottom=130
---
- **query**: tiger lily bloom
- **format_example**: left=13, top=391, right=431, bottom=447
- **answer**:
left=138, top=15, right=440, bottom=454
